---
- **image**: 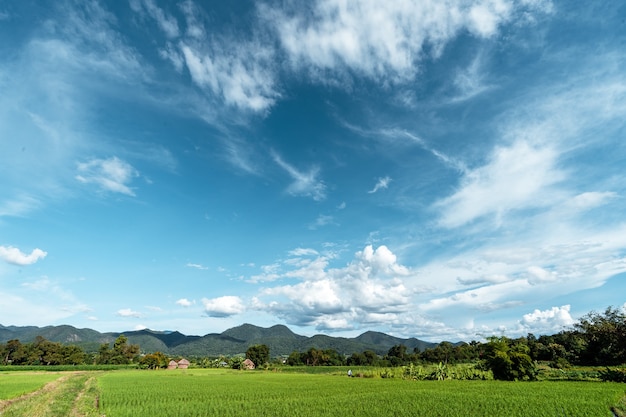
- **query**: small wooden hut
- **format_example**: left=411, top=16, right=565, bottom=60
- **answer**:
left=242, top=358, right=255, bottom=370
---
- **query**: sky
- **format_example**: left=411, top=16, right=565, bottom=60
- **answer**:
left=1, top=0, right=625, bottom=342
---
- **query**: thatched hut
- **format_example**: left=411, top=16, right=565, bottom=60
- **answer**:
left=242, top=358, right=255, bottom=370
left=177, top=359, right=190, bottom=369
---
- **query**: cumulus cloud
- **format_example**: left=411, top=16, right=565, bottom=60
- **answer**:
left=0, top=245, right=47, bottom=266
left=76, top=156, right=139, bottom=196
left=202, top=295, right=245, bottom=317
left=176, top=298, right=194, bottom=307
left=117, top=308, right=143, bottom=318
left=253, top=245, right=413, bottom=331
left=368, top=176, right=392, bottom=194
left=520, top=305, right=575, bottom=333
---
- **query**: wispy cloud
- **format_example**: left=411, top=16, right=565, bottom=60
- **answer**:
left=260, top=0, right=550, bottom=84
left=76, top=157, right=139, bottom=196
left=117, top=308, right=143, bottom=318
left=368, top=176, right=392, bottom=194
left=186, top=263, right=208, bottom=270
left=0, top=245, right=47, bottom=266
left=130, top=0, right=180, bottom=39
left=449, top=52, right=494, bottom=103
left=0, top=195, right=42, bottom=218
left=435, top=140, right=564, bottom=228
left=272, top=152, right=327, bottom=201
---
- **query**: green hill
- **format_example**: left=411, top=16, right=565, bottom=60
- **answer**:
left=0, top=323, right=437, bottom=357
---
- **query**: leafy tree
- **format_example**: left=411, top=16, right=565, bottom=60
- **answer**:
left=286, top=350, right=303, bottom=366
left=575, top=306, right=626, bottom=365
left=386, top=344, right=408, bottom=366
left=96, top=335, right=140, bottom=364
left=139, top=352, right=169, bottom=369
left=246, top=344, right=270, bottom=368
left=347, top=350, right=380, bottom=366
left=483, top=336, right=537, bottom=381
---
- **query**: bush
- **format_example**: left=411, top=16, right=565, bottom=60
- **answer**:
left=599, top=367, right=626, bottom=383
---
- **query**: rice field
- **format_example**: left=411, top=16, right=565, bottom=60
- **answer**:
left=97, top=369, right=626, bottom=417
left=0, top=372, right=61, bottom=400
left=0, top=369, right=624, bottom=416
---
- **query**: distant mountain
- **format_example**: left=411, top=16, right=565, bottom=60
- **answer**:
left=0, top=323, right=438, bottom=357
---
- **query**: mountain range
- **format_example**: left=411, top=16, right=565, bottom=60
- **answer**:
left=0, top=323, right=438, bottom=357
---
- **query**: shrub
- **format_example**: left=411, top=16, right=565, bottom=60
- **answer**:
left=599, top=367, right=626, bottom=383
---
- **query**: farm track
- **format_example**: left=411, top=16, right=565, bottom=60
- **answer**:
left=0, top=372, right=101, bottom=417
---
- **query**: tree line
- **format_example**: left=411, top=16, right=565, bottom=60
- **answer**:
left=282, top=307, right=626, bottom=371
left=1, top=306, right=624, bottom=375
left=1, top=334, right=139, bottom=366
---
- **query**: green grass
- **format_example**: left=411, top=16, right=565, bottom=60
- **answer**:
left=98, top=369, right=626, bottom=417
left=1, top=369, right=623, bottom=416
left=0, top=372, right=61, bottom=400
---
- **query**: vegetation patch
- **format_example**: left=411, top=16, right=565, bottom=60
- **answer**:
left=96, top=369, right=625, bottom=417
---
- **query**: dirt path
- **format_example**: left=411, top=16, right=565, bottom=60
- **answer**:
left=0, top=372, right=102, bottom=417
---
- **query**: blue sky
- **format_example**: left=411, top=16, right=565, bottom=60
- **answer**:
left=1, top=0, right=625, bottom=342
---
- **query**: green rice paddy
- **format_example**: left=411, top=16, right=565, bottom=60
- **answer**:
left=0, top=369, right=624, bottom=416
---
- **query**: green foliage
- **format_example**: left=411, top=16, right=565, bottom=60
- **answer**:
left=575, top=306, right=626, bottom=365
left=96, top=335, right=140, bottom=365
left=599, top=367, right=626, bottom=383
left=246, top=344, right=270, bottom=368
left=287, top=347, right=345, bottom=366
left=483, top=336, right=537, bottom=381
left=139, top=352, right=169, bottom=369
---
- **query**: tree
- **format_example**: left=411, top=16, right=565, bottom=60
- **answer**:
left=97, top=335, right=140, bottom=365
left=483, top=336, right=537, bottom=381
left=246, top=344, right=270, bottom=368
left=139, top=352, right=169, bottom=369
left=386, top=344, right=409, bottom=366
left=575, top=306, right=626, bottom=365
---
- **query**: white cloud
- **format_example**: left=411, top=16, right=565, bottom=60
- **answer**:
left=435, top=140, right=564, bottom=228
left=289, top=248, right=319, bottom=257
left=308, top=214, right=335, bottom=230
left=368, top=176, right=392, bottom=194
left=0, top=195, right=42, bottom=218
left=186, top=263, right=208, bottom=270
left=450, top=52, right=493, bottom=102
left=179, top=40, right=279, bottom=112
left=0, top=245, right=47, bottom=266
left=272, top=152, right=326, bottom=201
left=261, top=0, right=549, bottom=83
left=253, top=245, right=413, bottom=331
left=202, top=295, right=245, bottom=317
left=76, top=156, right=139, bottom=196
left=130, top=0, right=180, bottom=39
left=117, top=308, right=143, bottom=318
left=176, top=298, right=194, bottom=307
left=520, top=305, right=575, bottom=333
